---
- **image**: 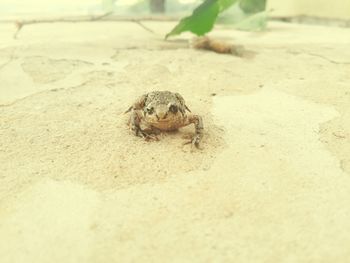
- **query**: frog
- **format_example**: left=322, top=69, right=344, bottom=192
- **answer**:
left=125, top=91, right=203, bottom=148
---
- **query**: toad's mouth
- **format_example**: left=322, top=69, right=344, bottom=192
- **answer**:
left=146, top=118, right=169, bottom=123
left=146, top=117, right=170, bottom=123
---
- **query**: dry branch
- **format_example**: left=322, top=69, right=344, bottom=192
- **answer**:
left=0, top=14, right=179, bottom=39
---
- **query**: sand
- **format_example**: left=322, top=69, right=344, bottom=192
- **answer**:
left=0, top=21, right=350, bottom=262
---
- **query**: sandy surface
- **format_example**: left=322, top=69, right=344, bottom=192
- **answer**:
left=0, top=21, right=350, bottom=262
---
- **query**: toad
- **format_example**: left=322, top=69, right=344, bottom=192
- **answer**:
left=125, top=91, right=203, bottom=148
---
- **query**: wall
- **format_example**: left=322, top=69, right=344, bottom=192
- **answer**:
left=268, top=0, right=350, bottom=19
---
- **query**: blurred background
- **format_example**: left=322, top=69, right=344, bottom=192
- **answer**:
left=0, top=0, right=349, bottom=20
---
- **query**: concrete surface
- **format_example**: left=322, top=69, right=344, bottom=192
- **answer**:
left=0, top=21, right=350, bottom=262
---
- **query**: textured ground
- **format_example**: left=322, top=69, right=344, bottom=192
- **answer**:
left=0, top=21, right=350, bottom=262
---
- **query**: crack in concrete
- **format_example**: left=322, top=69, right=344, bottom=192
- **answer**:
left=0, top=48, right=17, bottom=71
left=340, top=159, right=348, bottom=173
left=0, top=81, right=89, bottom=108
left=0, top=58, right=13, bottom=70
left=286, top=49, right=350, bottom=65
left=18, top=56, right=94, bottom=86
left=306, top=52, right=350, bottom=65
left=0, top=88, right=64, bottom=108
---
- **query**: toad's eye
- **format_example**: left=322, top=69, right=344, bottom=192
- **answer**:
left=169, top=105, right=178, bottom=114
left=146, top=107, right=154, bottom=114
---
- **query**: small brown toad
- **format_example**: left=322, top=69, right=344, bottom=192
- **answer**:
left=125, top=91, right=203, bottom=148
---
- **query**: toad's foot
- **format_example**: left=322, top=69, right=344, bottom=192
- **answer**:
left=142, top=132, right=159, bottom=141
left=183, top=134, right=203, bottom=149
left=182, top=114, right=203, bottom=149
left=133, top=126, right=159, bottom=141
left=129, top=110, right=159, bottom=141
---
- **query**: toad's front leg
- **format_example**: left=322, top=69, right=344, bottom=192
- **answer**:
left=129, top=110, right=159, bottom=141
left=128, top=110, right=143, bottom=137
left=183, top=114, right=204, bottom=148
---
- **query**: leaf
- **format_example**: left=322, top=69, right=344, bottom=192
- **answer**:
left=239, top=0, right=266, bottom=14
left=165, top=0, right=237, bottom=39
left=101, top=0, right=116, bottom=12
left=219, top=2, right=268, bottom=31
left=219, top=0, right=238, bottom=11
left=233, top=11, right=267, bottom=31
left=165, top=0, right=219, bottom=39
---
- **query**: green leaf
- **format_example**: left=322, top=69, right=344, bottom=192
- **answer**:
left=239, top=0, right=266, bottom=14
left=219, top=0, right=238, bottom=11
left=219, top=2, right=268, bottom=31
left=101, top=0, right=115, bottom=12
left=165, top=0, right=237, bottom=39
left=233, top=11, right=267, bottom=31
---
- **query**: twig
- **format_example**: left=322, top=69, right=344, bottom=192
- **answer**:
left=13, top=21, right=23, bottom=39
left=12, top=12, right=114, bottom=39
left=133, top=20, right=155, bottom=34
left=0, top=15, right=178, bottom=24
left=90, top=11, right=113, bottom=21
left=6, top=14, right=171, bottom=39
